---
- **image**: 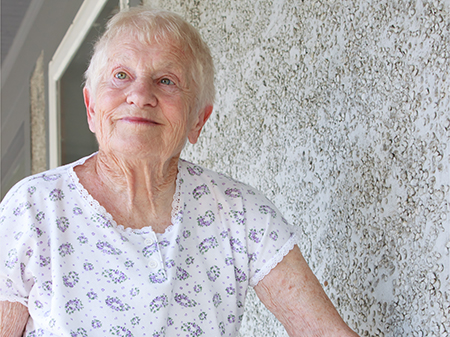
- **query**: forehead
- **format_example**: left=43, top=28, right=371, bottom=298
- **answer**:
left=106, top=33, right=192, bottom=71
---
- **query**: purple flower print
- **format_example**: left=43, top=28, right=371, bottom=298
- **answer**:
left=92, top=320, right=102, bottom=329
left=193, top=284, right=202, bottom=293
left=226, top=286, right=235, bottom=295
left=183, top=230, right=191, bottom=238
left=58, top=243, right=74, bottom=257
left=63, top=271, right=79, bottom=288
left=65, top=298, right=83, bottom=314
left=70, top=328, right=87, bottom=337
left=187, top=165, right=203, bottom=176
left=31, top=224, right=43, bottom=237
left=91, top=213, right=112, bottom=228
left=42, top=173, right=61, bottom=181
left=49, top=188, right=64, bottom=201
left=34, top=300, right=43, bottom=309
left=228, top=314, right=236, bottom=323
left=248, top=252, right=257, bottom=262
left=27, top=329, right=45, bottom=337
left=174, top=293, right=197, bottom=307
left=269, top=231, right=279, bottom=241
left=225, top=187, right=242, bottom=198
left=83, top=262, right=94, bottom=271
left=56, top=217, right=69, bottom=232
left=225, top=257, right=234, bottom=266
left=5, top=249, right=18, bottom=269
left=35, top=211, right=45, bottom=222
left=167, top=317, right=174, bottom=326
left=27, top=186, right=36, bottom=195
left=87, top=291, right=97, bottom=300
left=159, top=239, right=170, bottom=247
left=152, top=327, right=165, bottom=337
left=165, top=259, right=175, bottom=268
left=130, top=287, right=140, bottom=297
left=131, top=317, right=140, bottom=326
left=26, top=248, right=32, bottom=257
left=197, top=210, right=215, bottom=227
left=68, top=183, right=76, bottom=190
left=77, top=235, right=88, bottom=244
left=248, top=228, right=265, bottom=243
left=42, top=281, right=52, bottom=294
left=73, top=207, right=83, bottom=215
left=13, top=202, right=32, bottom=216
left=181, top=322, right=203, bottom=337
left=105, top=296, right=131, bottom=311
left=198, top=236, right=218, bottom=254
left=102, top=269, right=128, bottom=284
left=96, top=241, right=122, bottom=255
left=110, top=326, right=133, bottom=337
left=149, top=269, right=167, bottom=284
left=234, top=267, right=247, bottom=283
left=124, top=260, right=134, bottom=268
left=149, top=294, right=168, bottom=313
left=230, top=209, right=246, bottom=225
left=212, top=292, right=222, bottom=307
left=199, top=312, right=207, bottom=320
left=176, top=266, right=190, bottom=280
left=192, top=184, right=210, bottom=200
left=207, top=265, right=220, bottom=282
left=259, top=205, right=277, bottom=218
left=39, top=255, right=50, bottom=267
left=185, top=256, right=194, bottom=265
left=220, top=230, right=228, bottom=239
left=230, top=237, right=246, bottom=254
left=142, top=243, right=158, bottom=257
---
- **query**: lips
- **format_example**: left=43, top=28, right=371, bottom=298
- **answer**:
left=119, top=116, right=160, bottom=125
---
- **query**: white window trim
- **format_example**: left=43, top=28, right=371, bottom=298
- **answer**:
left=48, top=0, right=110, bottom=168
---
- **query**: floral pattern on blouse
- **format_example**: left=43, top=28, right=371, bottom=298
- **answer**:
left=0, top=154, right=297, bottom=337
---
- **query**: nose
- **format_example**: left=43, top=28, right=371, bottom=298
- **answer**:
left=126, top=80, right=157, bottom=108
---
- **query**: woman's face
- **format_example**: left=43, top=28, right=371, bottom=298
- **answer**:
left=84, top=35, right=212, bottom=162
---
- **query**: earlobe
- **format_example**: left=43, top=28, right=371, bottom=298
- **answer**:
left=188, top=105, right=213, bottom=144
left=83, top=87, right=96, bottom=133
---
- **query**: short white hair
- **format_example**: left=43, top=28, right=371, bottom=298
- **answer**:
left=84, top=6, right=215, bottom=110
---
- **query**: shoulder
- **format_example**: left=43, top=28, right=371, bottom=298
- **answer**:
left=2, top=165, right=70, bottom=205
left=179, top=159, right=267, bottom=200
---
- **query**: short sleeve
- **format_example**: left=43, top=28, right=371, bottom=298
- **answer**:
left=0, top=179, right=40, bottom=306
left=240, top=188, right=298, bottom=287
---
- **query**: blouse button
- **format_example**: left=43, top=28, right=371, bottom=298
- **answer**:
left=148, top=259, right=158, bottom=269
left=145, top=238, right=154, bottom=245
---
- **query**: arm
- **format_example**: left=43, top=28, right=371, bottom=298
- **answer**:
left=0, top=301, right=29, bottom=337
left=254, top=245, right=358, bottom=337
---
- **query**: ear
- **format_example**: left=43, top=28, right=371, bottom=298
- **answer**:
left=188, top=105, right=213, bottom=144
left=83, top=86, right=96, bottom=133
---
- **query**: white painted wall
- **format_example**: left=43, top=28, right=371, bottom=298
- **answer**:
left=146, top=0, right=450, bottom=335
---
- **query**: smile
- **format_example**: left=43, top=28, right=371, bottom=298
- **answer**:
left=119, top=117, right=160, bottom=125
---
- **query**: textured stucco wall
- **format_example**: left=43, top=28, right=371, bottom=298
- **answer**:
left=146, top=0, right=450, bottom=336
left=30, top=50, right=47, bottom=175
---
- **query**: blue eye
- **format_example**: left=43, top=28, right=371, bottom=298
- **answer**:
left=115, top=72, right=127, bottom=80
left=160, top=78, right=174, bottom=85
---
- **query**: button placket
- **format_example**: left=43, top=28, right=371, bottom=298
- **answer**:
left=142, top=233, right=165, bottom=274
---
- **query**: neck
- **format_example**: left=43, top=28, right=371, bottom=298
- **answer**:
left=95, top=150, right=179, bottom=201
left=75, top=150, right=180, bottom=232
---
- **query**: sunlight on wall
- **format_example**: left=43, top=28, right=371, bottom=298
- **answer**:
left=146, top=0, right=450, bottom=335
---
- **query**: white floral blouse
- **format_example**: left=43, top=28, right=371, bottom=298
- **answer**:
left=0, top=154, right=297, bottom=337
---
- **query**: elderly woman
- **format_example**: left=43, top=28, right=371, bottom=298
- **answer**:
left=0, top=7, right=358, bottom=337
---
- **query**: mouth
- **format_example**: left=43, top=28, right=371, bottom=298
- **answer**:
left=119, top=117, right=160, bottom=125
